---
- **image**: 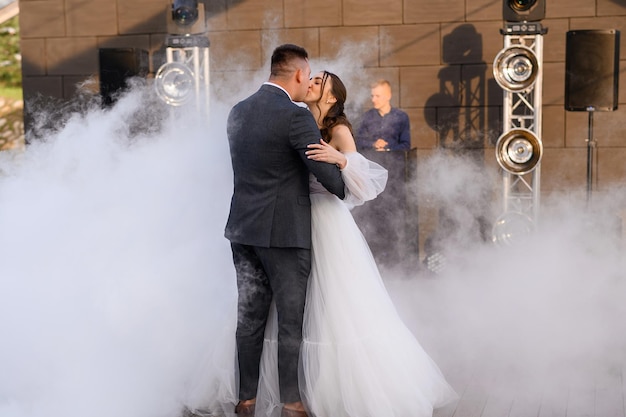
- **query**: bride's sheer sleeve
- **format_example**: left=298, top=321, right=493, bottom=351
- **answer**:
left=341, top=152, right=388, bottom=208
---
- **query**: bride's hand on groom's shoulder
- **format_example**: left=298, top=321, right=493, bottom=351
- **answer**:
left=306, top=139, right=347, bottom=169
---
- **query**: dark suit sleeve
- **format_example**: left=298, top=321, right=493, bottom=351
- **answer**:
left=289, top=107, right=346, bottom=200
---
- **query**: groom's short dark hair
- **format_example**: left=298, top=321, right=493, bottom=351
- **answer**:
left=270, top=44, right=308, bottom=78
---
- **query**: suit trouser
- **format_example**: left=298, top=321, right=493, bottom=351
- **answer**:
left=230, top=243, right=311, bottom=404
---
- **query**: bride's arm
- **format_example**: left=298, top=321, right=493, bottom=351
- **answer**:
left=305, top=138, right=347, bottom=168
left=305, top=124, right=354, bottom=168
left=306, top=125, right=387, bottom=207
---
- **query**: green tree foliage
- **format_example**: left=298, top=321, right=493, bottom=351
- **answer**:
left=0, top=15, right=21, bottom=88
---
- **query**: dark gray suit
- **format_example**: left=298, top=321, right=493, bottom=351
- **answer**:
left=225, top=84, right=345, bottom=404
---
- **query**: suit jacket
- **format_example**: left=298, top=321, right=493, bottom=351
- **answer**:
left=225, top=84, right=346, bottom=249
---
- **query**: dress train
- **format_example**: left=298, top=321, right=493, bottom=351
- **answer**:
left=256, top=152, right=456, bottom=417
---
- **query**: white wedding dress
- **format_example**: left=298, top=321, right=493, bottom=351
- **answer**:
left=255, top=152, right=457, bottom=417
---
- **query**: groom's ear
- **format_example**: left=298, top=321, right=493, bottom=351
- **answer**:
left=295, top=67, right=306, bottom=84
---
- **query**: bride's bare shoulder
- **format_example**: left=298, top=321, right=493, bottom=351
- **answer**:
left=330, top=124, right=356, bottom=152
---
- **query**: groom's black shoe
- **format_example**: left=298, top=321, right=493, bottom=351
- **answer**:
left=235, top=401, right=256, bottom=417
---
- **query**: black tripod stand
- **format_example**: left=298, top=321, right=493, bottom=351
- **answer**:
left=585, top=111, right=596, bottom=207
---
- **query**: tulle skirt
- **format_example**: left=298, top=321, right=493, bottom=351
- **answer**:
left=257, top=192, right=456, bottom=417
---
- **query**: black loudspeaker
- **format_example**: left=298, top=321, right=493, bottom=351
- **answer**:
left=565, top=30, right=620, bottom=112
left=99, top=48, right=149, bottom=106
left=503, top=0, right=545, bottom=22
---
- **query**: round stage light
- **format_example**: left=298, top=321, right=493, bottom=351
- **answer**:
left=492, top=211, right=534, bottom=245
left=154, top=62, right=195, bottom=106
left=495, top=128, right=542, bottom=175
left=507, top=137, right=534, bottom=164
left=493, top=45, right=539, bottom=92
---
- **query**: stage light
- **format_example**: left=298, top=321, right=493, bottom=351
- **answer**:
left=495, top=128, right=542, bottom=175
left=159, top=0, right=210, bottom=108
left=166, top=0, right=206, bottom=35
left=172, top=0, right=198, bottom=27
left=493, top=45, right=539, bottom=92
left=492, top=211, right=534, bottom=245
left=154, top=62, right=195, bottom=106
left=503, top=0, right=545, bottom=22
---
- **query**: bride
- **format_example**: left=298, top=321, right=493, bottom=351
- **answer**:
left=254, top=71, right=457, bottom=417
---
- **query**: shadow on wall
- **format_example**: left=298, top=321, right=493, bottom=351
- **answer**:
left=425, top=23, right=501, bottom=152
left=421, top=24, right=502, bottom=272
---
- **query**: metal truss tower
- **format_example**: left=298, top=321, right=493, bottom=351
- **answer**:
left=154, top=1, right=210, bottom=113
left=492, top=22, right=547, bottom=244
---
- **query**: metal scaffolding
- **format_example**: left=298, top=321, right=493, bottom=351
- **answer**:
left=492, top=22, right=547, bottom=243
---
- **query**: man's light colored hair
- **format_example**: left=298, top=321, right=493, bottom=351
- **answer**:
left=371, top=79, right=391, bottom=89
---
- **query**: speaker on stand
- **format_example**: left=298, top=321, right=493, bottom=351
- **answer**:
left=99, top=48, right=150, bottom=107
left=565, top=29, right=620, bottom=205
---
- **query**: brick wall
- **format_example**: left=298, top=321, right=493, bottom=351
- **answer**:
left=18, top=0, right=626, bottom=255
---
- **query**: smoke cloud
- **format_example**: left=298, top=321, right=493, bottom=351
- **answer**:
left=0, top=89, right=238, bottom=417
left=389, top=156, right=626, bottom=415
left=1, top=41, right=625, bottom=417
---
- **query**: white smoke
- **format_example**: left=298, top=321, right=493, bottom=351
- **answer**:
left=2, top=40, right=625, bottom=417
left=0, top=88, right=238, bottom=417
left=388, top=155, right=626, bottom=413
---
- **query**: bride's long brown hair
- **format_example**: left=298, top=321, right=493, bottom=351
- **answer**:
left=313, top=71, right=354, bottom=143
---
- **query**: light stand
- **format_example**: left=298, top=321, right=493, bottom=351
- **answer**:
left=492, top=21, right=547, bottom=244
left=155, top=1, right=210, bottom=114
left=157, top=35, right=210, bottom=113
left=585, top=111, right=595, bottom=206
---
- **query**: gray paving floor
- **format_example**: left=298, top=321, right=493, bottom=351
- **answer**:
left=434, top=364, right=625, bottom=417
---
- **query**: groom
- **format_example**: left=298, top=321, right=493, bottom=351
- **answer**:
left=225, top=44, right=346, bottom=417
